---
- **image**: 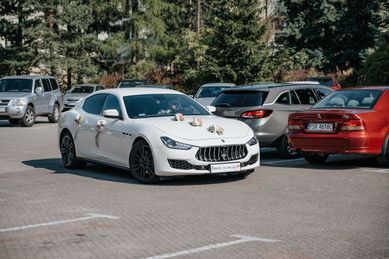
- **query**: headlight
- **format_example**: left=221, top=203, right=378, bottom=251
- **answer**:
left=247, top=136, right=258, bottom=146
left=9, top=99, right=27, bottom=106
left=161, top=137, right=193, bottom=150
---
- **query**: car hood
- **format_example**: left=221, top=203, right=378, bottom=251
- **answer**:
left=64, top=93, right=89, bottom=99
left=194, top=97, right=215, bottom=107
left=0, top=92, right=31, bottom=99
left=137, top=116, right=250, bottom=141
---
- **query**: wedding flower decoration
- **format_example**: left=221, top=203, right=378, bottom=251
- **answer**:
left=208, top=124, right=224, bottom=135
left=173, top=113, right=185, bottom=121
left=208, top=125, right=216, bottom=133
left=95, top=120, right=107, bottom=148
left=190, top=117, right=203, bottom=127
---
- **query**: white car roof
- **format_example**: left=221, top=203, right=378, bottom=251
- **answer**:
left=99, top=87, right=183, bottom=97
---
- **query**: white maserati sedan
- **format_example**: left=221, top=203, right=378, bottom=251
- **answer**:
left=58, top=88, right=260, bottom=183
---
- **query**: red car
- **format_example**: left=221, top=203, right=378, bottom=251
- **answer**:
left=288, top=87, right=389, bottom=165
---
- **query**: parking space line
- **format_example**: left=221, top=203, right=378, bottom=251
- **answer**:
left=33, top=124, right=57, bottom=130
left=0, top=213, right=119, bottom=233
left=144, top=234, right=280, bottom=259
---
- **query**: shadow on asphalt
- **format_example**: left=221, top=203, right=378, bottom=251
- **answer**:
left=0, top=118, right=52, bottom=127
left=22, top=158, right=249, bottom=186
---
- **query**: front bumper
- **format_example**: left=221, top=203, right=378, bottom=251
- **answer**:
left=0, top=105, right=27, bottom=119
left=151, top=142, right=260, bottom=177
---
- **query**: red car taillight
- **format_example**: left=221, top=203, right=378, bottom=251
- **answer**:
left=340, top=118, right=365, bottom=131
left=288, top=119, right=304, bottom=132
left=241, top=109, right=273, bottom=119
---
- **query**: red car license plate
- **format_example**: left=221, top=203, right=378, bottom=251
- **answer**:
left=307, top=123, right=334, bottom=132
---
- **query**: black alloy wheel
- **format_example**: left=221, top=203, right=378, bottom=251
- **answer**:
left=60, top=131, right=85, bottom=169
left=377, top=138, right=389, bottom=167
left=130, top=140, right=160, bottom=184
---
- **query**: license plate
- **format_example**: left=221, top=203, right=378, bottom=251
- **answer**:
left=211, top=163, right=241, bottom=173
left=307, top=123, right=334, bottom=132
left=0, top=107, right=6, bottom=112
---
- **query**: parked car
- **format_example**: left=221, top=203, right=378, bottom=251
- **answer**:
left=307, top=76, right=341, bottom=90
left=194, top=83, right=236, bottom=106
left=288, top=87, right=389, bottom=165
left=64, top=84, right=105, bottom=111
left=118, top=79, right=152, bottom=88
left=0, top=75, right=63, bottom=126
left=58, top=88, right=260, bottom=183
left=212, top=83, right=333, bottom=158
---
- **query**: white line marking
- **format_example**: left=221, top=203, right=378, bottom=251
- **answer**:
left=363, top=169, right=389, bottom=174
left=33, top=124, right=57, bottom=130
left=0, top=213, right=119, bottom=233
left=145, top=234, right=280, bottom=259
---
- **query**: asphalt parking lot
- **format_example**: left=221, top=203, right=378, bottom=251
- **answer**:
left=0, top=118, right=388, bottom=259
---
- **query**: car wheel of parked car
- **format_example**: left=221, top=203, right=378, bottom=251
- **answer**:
left=130, top=140, right=160, bottom=184
left=60, top=131, right=86, bottom=169
left=20, top=105, right=35, bottom=127
left=377, top=138, right=389, bottom=167
left=48, top=103, right=60, bottom=123
left=277, top=134, right=299, bottom=159
left=304, top=153, right=329, bottom=164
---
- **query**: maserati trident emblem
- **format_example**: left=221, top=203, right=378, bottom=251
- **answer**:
left=220, top=148, right=228, bottom=161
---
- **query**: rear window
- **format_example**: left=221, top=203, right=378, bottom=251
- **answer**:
left=314, top=90, right=382, bottom=109
left=212, top=91, right=269, bottom=107
left=196, top=86, right=228, bottom=98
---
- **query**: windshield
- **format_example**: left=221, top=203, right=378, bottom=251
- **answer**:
left=313, top=90, right=382, bottom=109
left=212, top=91, right=269, bottom=107
left=196, top=86, right=229, bottom=98
left=119, top=80, right=149, bottom=88
left=70, top=86, right=95, bottom=93
left=0, top=79, right=33, bottom=93
left=124, top=94, right=210, bottom=119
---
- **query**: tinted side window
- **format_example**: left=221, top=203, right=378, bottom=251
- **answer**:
left=291, top=90, right=300, bottom=104
left=82, top=94, right=107, bottom=115
left=276, top=92, right=290, bottom=105
left=49, top=79, right=59, bottom=90
left=102, top=95, right=121, bottom=115
left=41, top=79, right=52, bottom=92
left=314, top=88, right=332, bottom=100
left=34, top=79, right=43, bottom=91
left=213, top=91, right=269, bottom=107
left=295, top=89, right=317, bottom=105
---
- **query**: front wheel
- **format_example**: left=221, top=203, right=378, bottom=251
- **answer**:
left=48, top=103, right=60, bottom=123
left=304, top=153, right=329, bottom=164
left=129, top=140, right=160, bottom=184
left=60, top=131, right=85, bottom=169
left=277, top=134, right=299, bottom=159
left=20, top=105, right=35, bottom=127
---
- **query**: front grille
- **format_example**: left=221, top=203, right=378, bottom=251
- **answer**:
left=241, top=154, right=259, bottom=167
left=0, top=100, right=10, bottom=106
left=168, top=160, right=209, bottom=171
left=196, top=145, right=247, bottom=162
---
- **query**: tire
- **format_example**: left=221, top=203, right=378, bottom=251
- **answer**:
left=60, top=131, right=86, bottom=169
left=376, top=139, right=389, bottom=167
left=129, top=140, right=160, bottom=184
left=277, top=134, right=299, bottom=159
left=20, top=105, right=35, bottom=127
left=304, top=153, right=329, bottom=164
left=8, top=119, right=20, bottom=126
left=48, top=103, right=60, bottom=123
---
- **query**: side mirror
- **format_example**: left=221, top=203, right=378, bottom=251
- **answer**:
left=103, top=109, right=120, bottom=119
left=206, top=106, right=216, bottom=113
left=35, top=87, right=43, bottom=94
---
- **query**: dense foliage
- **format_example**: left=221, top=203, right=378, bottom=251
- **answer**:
left=0, top=0, right=387, bottom=90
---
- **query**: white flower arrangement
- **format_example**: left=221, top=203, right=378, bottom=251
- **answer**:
left=190, top=117, right=203, bottom=127
left=208, top=124, right=224, bottom=135
left=173, top=113, right=185, bottom=121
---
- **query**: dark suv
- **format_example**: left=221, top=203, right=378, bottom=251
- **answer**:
left=212, top=83, right=333, bottom=158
